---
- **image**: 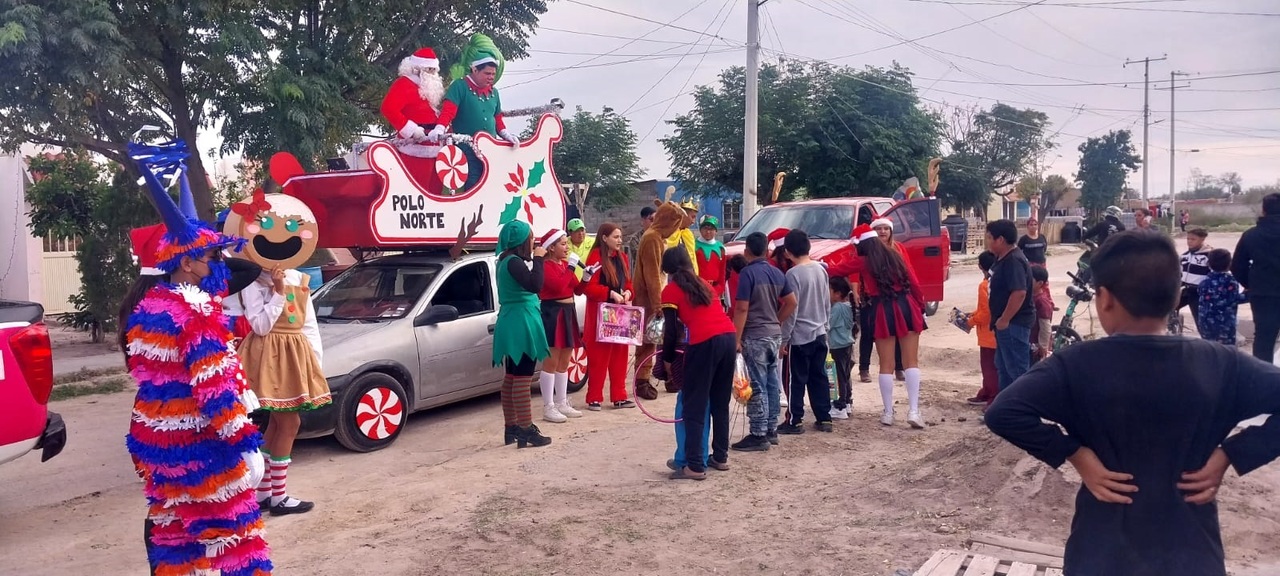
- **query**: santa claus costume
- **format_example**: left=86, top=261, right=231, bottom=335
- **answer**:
left=123, top=138, right=272, bottom=576
left=380, top=46, right=447, bottom=193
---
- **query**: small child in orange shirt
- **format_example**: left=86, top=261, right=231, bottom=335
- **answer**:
left=968, top=251, right=999, bottom=406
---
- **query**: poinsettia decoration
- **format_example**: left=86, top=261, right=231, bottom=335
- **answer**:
left=498, top=160, right=549, bottom=225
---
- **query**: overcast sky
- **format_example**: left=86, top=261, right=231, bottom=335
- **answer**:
left=497, top=0, right=1280, bottom=199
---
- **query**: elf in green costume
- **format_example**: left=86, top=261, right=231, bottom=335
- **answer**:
left=492, top=219, right=552, bottom=448
left=429, top=33, right=520, bottom=146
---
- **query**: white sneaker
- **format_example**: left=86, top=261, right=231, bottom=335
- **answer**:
left=829, top=407, right=849, bottom=420
left=543, top=405, right=567, bottom=423
left=880, top=410, right=895, bottom=426
left=556, top=402, right=583, bottom=418
left=907, top=410, right=925, bottom=429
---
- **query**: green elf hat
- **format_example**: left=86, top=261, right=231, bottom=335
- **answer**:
left=451, top=33, right=506, bottom=84
left=498, top=219, right=532, bottom=253
left=699, top=215, right=719, bottom=229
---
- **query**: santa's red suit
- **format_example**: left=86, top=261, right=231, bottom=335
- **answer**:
left=379, top=47, right=445, bottom=194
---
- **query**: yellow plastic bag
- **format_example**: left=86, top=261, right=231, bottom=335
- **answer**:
left=732, top=353, right=753, bottom=405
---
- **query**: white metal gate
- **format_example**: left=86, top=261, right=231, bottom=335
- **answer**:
left=40, top=235, right=80, bottom=314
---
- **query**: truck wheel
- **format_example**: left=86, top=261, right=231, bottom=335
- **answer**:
left=924, top=301, right=939, bottom=317
left=567, top=346, right=588, bottom=393
left=334, top=372, right=407, bottom=453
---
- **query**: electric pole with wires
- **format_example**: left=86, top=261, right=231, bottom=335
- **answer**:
left=743, top=0, right=765, bottom=224
left=1124, top=54, right=1166, bottom=203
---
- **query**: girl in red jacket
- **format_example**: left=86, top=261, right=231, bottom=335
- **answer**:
left=827, top=224, right=927, bottom=429
left=537, top=228, right=585, bottom=423
left=577, top=222, right=636, bottom=410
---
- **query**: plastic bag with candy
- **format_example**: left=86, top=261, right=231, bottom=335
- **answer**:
left=732, top=353, right=753, bottom=405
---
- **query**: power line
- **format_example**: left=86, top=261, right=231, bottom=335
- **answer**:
left=623, top=0, right=733, bottom=116
left=943, top=2, right=1113, bottom=68
left=828, top=0, right=1052, bottom=60
left=535, top=26, right=711, bottom=45
left=902, top=0, right=1280, bottom=17
left=1022, top=7, right=1125, bottom=61
left=503, top=49, right=739, bottom=80
left=636, top=0, right=738, bottom=144
left=562, top=0, right=744, bottom=47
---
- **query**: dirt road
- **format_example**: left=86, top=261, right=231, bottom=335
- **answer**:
left=5, top=233, right=1279, bottom=576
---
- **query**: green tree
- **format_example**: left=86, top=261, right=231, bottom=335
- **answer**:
left=1076, top=130, right=1142, bottom=216
left=0, top=0, right=546, bottom=220
left=933, top=154, right=991, bottom=216
left=26, top=154, right=153, bottom=342
left=934, top=103, right=1053, bottom=214
left=1038, top=174, right=1072, bottom=213
left=661, top=61, right=940, bottom=204
left=525, top=106, right=642, bottom=211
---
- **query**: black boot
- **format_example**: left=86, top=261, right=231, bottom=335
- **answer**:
left=504, top=425, right=521, bottom=446
left=516, top=424, right=551, bottom=448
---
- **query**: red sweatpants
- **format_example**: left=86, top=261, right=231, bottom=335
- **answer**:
left=586, top=340, right=631, bottom=404
left=979, top=346, right=999, bottom=405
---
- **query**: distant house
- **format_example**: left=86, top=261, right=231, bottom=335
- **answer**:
left=577, top=179, right=741, bottom=238
left=0, top=149, right=74, bottom=312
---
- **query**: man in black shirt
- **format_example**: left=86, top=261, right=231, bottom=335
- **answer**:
left=1016, top=218, right=1048, bottom=268
left=1233, top=193, right=1280, bottom=363
left=987, top=230, right=1280, bottom=576
left=1083, top=205, right=1126, bottom=246
left=986, top=219, right=1036, bottom=392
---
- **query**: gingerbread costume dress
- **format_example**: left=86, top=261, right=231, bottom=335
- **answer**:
left=237, top=270, right=331, bottom=411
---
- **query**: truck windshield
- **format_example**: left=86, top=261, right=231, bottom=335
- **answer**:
left=734, top=205, right=857, bottom=240
left=313, top=263, right=442, bottom=321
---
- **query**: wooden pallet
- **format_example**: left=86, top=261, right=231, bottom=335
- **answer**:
left=916, top=533, right=1065, bottom=576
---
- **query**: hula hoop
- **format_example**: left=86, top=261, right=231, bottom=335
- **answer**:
left=632, top=351, right=682, bottom=424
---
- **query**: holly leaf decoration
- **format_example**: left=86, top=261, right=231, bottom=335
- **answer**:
left=528, top=160, right=547, bottom=189
left=499, top=196, right=522, bottom=224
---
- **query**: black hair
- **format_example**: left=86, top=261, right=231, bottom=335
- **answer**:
left=1090, top=230, right=1180, bottom=319
left=118, top=275, right=164, bottom=361
left=829, top=275, right=852, bottom=298
left=1031, top=266, right=1049, bottom=283
left=1264, top=193, right=1280, bottom=217
left=783, top=229, right=810, bottom=257
left=1208, top=248, right=1232, bottom=272
left=661, top=247, right=712, bottom=306
left=640, top=206, right=656, bottom=219
left=986, top=219, right=1018, bottom=245
left=1187, top=228, right=1208, bottom=239
left=500, top=231, right=533, bottom=262
left=727, top=254, right=748, bottom=274
left=978, top=251, right=996, bottom=273
left=474, top=62, right=498, bottom=71
left=744, top=232, right=768, bottom=258
left=855, top=235, right=912, bottom=297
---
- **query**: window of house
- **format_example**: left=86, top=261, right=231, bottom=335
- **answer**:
left=721, top=200, right=742, bottom=229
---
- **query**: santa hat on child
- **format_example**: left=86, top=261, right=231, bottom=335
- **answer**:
left=767, top=228, right=790, bottom=251
left=540, top=228, right=566, bottom=249
left=129, top=224, right=168, bottom=276
left=851, top=224, right=878, bottom=245
left=403, top=47, right=439, bottom=70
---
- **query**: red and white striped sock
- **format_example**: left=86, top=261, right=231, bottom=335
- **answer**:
left=269, top=456, right=291, bottom=507
left=255, top=451, right=273, bottom=503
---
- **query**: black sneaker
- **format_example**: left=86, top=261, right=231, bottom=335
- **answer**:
left=815, top=421, right=834, bottom=433
left=776, top=423, right=805, bottom=435
left=731, top=434, right=771, bottom=452
left=766, top=430, right=780, bottom=445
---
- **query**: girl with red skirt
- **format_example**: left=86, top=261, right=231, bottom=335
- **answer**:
left=827, top=224, right=928, bottom=429
left=577, top=223, right=635, bottom=410
left=537, top=228, right=586, bottom=423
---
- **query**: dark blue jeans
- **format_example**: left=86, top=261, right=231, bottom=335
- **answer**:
left=787, top=335, right=832, bottom=425
left=995, top=324, right=1033, bottom=391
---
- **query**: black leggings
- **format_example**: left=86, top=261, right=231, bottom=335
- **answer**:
left=505, top=355, right=537, bottom=376
left=859, top=304, right=902, bottom=372
left=680, top=334, right=735, bottom=473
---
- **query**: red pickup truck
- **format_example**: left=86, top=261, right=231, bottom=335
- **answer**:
left=0, top=300, right=66, bottom=466
left=725, top=196, right=951, bottom=314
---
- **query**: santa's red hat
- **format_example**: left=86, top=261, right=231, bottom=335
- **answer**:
left=129, top=223, right=168, bottom=276
left=540, top=228, right=566, bottom=249
left=404, top=47, right=439, bottom=70
left=851, top=224, right=878, bottom=245
left=767, top=228, right=790, bottom=251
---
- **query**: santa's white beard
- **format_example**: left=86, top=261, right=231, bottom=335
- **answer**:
left=418, top=73, right=444, bottom=110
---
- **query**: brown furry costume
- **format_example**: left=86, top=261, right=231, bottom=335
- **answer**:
left=632, top=200, right=687, bottom=399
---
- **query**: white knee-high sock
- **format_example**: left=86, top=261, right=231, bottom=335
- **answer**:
left=904, top=368, right=922, bottom=412
left=539, top=372, right=556, bottom=407
left=878, top=374, right=894, bottom=413
left=554, top=371, right=569, bottom=405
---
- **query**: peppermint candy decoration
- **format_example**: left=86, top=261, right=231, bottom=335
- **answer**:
left=435, top=145, right=469, bottom=191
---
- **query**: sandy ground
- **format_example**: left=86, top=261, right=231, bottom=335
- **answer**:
left=6, top=232, right=1280, bottom=576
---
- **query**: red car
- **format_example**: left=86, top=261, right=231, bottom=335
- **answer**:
left=0, top=300, right=66, bottom=466
left=725, top=196, right=951, bottom=314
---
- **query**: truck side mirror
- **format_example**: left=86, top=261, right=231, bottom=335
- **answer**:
left=414, top=305, right=459, bottom=327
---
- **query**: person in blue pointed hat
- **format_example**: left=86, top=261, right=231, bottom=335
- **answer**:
left=121, top=137, right=273, bottom=575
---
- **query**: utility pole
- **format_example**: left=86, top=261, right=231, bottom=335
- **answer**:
left=1157, top=71, right=1190, bottom=230
left=1124, top=55, right=1167, bottom=203
left=742, top=0, right=762, bottom=225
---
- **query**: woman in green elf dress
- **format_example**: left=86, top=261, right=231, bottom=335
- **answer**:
left=493, top=219, right=552, bottom=447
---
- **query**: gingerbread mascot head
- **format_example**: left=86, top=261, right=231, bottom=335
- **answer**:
left=223, top=189, right=320, bottom=270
